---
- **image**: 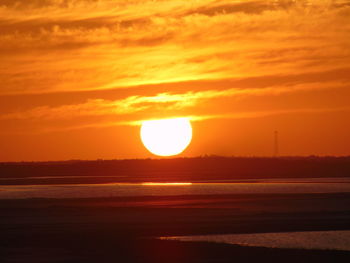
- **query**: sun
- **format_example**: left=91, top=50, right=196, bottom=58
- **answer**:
left=140, top=117, right=192, bottom=156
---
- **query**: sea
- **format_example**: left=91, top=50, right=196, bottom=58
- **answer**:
left=161, top=230, right=350, bottom=251
left=0, top=177, right=349, bottom=199
left=1, top=176, right=350, bottom=252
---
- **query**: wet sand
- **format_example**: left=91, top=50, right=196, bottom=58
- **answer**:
left=1, top=193, right=350, bottom=262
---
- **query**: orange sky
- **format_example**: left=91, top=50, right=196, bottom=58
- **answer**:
left=1, top=0, right=350, bottom=161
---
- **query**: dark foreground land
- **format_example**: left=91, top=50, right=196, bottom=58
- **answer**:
left=1, top=193, right=350, bottom=262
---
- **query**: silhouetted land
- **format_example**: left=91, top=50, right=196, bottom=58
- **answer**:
left=1, top=156, right=350, bottom=185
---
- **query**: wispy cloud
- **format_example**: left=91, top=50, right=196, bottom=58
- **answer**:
left=5, top=106, right=350, bottom=135
left=1, top=79, right=347, bottom=123
left=1, top=1, right=350, bottom=95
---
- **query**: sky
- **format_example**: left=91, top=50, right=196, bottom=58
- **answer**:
left=0, top=0, right=350, bottom=161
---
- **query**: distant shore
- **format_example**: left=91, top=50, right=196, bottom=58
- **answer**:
left=1, top=156, right=350, bottom=185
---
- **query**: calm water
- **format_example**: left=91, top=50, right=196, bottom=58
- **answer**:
left=0, top=177, right=350, bottom=199
left=161, top=230, right=350, bottom=251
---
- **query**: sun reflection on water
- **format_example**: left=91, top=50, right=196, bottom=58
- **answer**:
left=141, top=182, right=192, bottom=186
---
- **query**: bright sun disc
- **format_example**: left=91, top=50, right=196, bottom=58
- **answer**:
left=140, top=118, right=192, bottom=156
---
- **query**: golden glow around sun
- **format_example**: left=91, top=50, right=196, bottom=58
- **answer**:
left=140, top=117, right=192, bottom=156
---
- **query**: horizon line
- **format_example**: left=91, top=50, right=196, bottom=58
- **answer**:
left=1, top=155, right=350, bottom=164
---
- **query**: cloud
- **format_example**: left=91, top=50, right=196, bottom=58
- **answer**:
left=1, top=78, right=347, bottom=122
left=0, top=1, right=350, bottom=95
left=1, top=0, right=350, bottom=135
left=4, top=106, right=350, bottom=135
